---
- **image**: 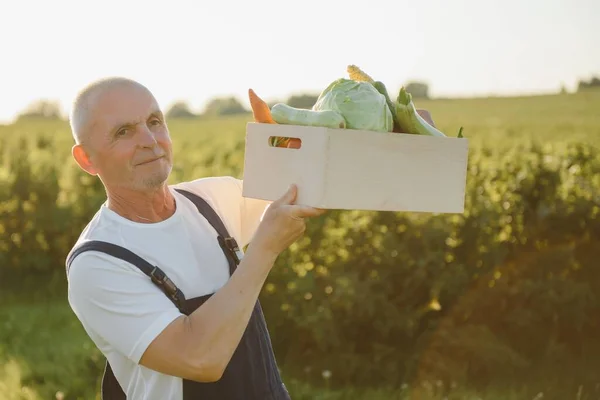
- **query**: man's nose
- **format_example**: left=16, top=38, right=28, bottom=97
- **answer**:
left=137, top=126, right=158, bottom=147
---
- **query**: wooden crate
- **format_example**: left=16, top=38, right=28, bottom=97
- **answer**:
left=242, top=122, right=469, bottom=213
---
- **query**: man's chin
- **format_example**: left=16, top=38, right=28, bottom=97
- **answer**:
left=135, top=169, right=171, bottom=190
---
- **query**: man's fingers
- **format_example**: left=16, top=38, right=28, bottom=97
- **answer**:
left=290, top=205, right=327, bottom=218
left=416, top=109, right=436, bottom=128
left=272, top=184, right=298, bottom=207
left=271, top=185, right=327, bottom=217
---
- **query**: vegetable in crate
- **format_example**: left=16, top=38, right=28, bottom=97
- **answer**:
left=248, top=88, right=275, bottom=124
left=347, top=64, right=465, bottom=137
left=271, top=103, right=346, bottom=129
left=248, top=88, right=291, bottom=147
left=312, top=78, right=394, bottom=133
left=394, top=87, right=447, bottom=137
left=250, top=64, right=463, bottom=143
left=347, top=64, right=402, bottom=133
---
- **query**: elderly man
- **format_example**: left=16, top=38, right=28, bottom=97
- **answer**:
left=65, top=77, right=325, bottom=400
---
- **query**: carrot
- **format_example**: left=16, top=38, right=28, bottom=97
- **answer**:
left=248, top=88, right=275, bottom=124
left=286, top=138, right=301, bottom=149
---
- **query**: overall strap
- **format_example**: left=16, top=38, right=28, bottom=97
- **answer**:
left=66, top=240, right=187, bottom=313
left=65, top=188, right=242, bottom=311
left=174, top=188, right=243, bottom=272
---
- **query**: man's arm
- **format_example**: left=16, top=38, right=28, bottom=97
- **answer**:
left=138, top=241, right=277, bottom=382
left=138, top=184, right=324, bottom=382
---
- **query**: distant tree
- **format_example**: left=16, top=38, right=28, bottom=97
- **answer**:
left=560, top=83, right=568, bottom=94
left=17, top=99, right=63, bottom=120
left=165, top=101, right=196, bottom=119
left=404, top=81, right=430, bottom=99
left=577, top=76, right=600, bottom=91
left=286, top=93, right=319, bottom=109
left=202, top=96, right=248, bottom=116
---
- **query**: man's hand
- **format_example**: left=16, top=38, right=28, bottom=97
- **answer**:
left=251, top=184, right=325, bottom=258
left=416, top=109, right=436, bottom=127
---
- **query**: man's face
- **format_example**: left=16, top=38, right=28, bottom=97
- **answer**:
left=82, top=84, right=173, bottom=191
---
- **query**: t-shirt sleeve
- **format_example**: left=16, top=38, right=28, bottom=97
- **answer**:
left=67, top=251, right=184, bottom=364
left=232, top=178, right=272, bottom=247
left=179, top=176, right=271, bottom=248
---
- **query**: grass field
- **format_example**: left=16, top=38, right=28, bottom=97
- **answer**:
left=1, top=89, right=599, bottom=399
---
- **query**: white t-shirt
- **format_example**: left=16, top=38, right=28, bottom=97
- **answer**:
left=66, top=176, right=271, bottom=400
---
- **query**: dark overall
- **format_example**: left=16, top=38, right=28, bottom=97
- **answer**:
left=66, top=189, right=291, bottom=400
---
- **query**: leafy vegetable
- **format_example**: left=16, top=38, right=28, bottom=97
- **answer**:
left=372, top=81, right=401, bottom=132
left=312, top=78, right=394, bottom=133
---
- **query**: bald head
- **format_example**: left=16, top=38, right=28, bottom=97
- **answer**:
left=69, top=77, right=152, bottom=145
left=69, top=76, right=173, bottom=192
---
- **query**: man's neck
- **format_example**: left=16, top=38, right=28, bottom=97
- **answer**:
left=106, top=184, right=176, bottom=223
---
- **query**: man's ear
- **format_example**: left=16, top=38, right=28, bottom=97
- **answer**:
left=72, top=144, right=98, bottom=175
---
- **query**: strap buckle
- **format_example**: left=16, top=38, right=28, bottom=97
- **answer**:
left=220, top=236, right=244, bottom=265
left=150, top=266, right=180, bottom=301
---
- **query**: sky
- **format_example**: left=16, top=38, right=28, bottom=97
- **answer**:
left=0, top=0, right=598, bottom=123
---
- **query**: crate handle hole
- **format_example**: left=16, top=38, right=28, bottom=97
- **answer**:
left=268, top=136, right=302, bottom=149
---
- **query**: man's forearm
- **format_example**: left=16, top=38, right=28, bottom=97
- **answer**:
left=184, top=242, right=277, bottom=378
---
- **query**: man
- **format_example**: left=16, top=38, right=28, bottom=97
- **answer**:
left=65, top=77, right=325, bottom=399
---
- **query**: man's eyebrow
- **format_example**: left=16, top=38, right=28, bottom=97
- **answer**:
left=110, top=110, right=164, bottom=135
left=110, top=120, right=137, bottom=135
left=149, top=109, right=164, bottom=120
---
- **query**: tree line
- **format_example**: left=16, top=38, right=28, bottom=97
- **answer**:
left=10, top=76, right=600, bottom=122
left=5, top=81, right=432, bottom=121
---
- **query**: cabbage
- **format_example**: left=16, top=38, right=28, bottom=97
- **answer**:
left=312, top=78, right=394, bottom=132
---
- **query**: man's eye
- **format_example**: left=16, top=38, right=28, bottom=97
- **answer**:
left=150, top=118, right=161, bottom=126
left=117, top=128, right=128, bottom=136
